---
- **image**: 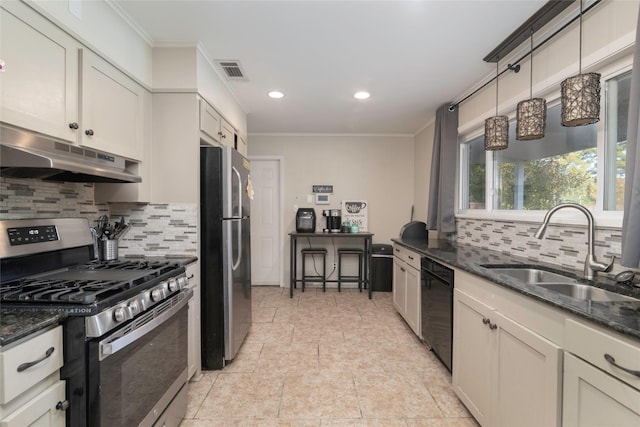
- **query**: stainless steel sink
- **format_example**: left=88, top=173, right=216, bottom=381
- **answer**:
left=536, top=283, right=640, bottom=303
left=483, top=266, right=577, bottom=284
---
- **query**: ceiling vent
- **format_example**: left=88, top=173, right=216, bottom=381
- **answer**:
left=217, top=60, right=247, bottom=80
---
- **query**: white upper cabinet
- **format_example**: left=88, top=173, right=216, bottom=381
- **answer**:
left=79, top=50, right=145, bottom=160
left=199, top=99, right=222, bottom=144
left=0, top=2, right=146, bottom=161
left=0, top=5, right=79, bottom=143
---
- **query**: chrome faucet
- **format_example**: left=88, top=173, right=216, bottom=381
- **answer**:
left=534, top=203, right=614, bottom=280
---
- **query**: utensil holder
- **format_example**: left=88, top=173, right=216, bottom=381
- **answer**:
left=99, top=239, right=118, bottom=261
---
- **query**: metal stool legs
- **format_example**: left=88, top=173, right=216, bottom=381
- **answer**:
left=301, top=248, right=327, bottom=292
left=337, top=249, right=364, bottom=292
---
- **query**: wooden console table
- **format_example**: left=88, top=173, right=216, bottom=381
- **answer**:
left=289, top=231, right=374, bottom=299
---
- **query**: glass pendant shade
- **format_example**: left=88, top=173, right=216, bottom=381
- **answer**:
left=560, top=72, right=601, bottom=126
left=516, top=98, right=547, bottom=140
left=484, top=116, right=509, bottom=150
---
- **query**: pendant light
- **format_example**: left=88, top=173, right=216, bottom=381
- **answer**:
left=516, top=31, right=547, bottom=140
left=561, top=0, right=601, bottom=126
left=485, top=61, right=509, bottom=150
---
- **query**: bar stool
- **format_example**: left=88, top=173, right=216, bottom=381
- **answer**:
left=337, top=248, right=364, bottom=292
left=301, top=248, right=327, bottom=292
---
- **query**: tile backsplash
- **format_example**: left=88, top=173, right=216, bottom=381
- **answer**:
left=456, top=217, right=624, bottom=276
left=1, top=177, right=197, bottom=257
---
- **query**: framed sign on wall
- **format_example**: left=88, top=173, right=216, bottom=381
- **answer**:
left=342, top=200, right=368, bottom=231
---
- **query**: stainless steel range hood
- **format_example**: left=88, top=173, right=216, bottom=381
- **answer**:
left=0, top=125, right=141, bottom=183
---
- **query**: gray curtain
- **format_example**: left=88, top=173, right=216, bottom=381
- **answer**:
left=621, top=10, right=640, bottom=268
left=426, top=103, right=459, bottom=233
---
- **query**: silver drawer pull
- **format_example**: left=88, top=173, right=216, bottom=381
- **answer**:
left=17, top=347, right=54, bottom=372
left=604, top=353, right=640, bottom=378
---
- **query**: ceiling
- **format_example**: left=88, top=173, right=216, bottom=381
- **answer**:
left=113, top=0, right=548, bottom=135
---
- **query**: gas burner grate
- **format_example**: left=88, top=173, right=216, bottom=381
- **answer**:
left=0, top=278, right=134, bottom=304
left=82, top=260, right=180, bottom=272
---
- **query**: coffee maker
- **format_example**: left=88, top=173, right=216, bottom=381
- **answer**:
left=322, top=209, right=342, bottom=233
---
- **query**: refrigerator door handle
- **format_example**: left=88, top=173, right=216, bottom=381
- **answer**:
left=232, top=166, right=242, bottom=218
left=233, top=219, right=242, bottom=271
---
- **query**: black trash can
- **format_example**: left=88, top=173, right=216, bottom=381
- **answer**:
left=371, top=243, right=393, bottom=292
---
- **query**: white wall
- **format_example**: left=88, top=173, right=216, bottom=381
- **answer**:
left=249, top=133, right=415, bottom=282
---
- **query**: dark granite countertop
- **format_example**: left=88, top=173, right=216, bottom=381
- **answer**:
left=392, top=238, right=640, bottom=341
left=0, top=310, right=66, bottom=347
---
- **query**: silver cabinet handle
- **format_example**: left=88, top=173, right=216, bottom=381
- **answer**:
left=17, top=347, right=54, bottom=372
left=604, top=353, right=640, bottom=377
left=489, top=322, right=498, bottom=330
left=56, top=400, right=70, bottom=411
left=482, top=318, right=491, bottom=325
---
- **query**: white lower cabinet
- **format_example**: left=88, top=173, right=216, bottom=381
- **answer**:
left=0, top=382, right=66, bottom=427
left=453, top=289, right=562, bottom=427
left=186, top=263, right=202, bottom=379
left=392, top=245, right=421, bottom=337
left=0, top=326, right=66, bottom=427
left=563, top=353, right=640, bottom=426
left=562, top=319, right=640, bottom=426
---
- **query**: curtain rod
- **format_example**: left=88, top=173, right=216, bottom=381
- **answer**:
left=448, top=0, right=601, bottom=112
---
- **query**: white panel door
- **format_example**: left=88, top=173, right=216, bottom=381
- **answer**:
left=249, top=158, right=282, bottom=286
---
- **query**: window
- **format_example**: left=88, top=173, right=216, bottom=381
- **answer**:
left=462, top=136, right=486, bottom=210
left=460, top=70, right=630, bottom=215
left=494, top=103, right=597, bottom=210
left=604, top=70, right=631, bottom=211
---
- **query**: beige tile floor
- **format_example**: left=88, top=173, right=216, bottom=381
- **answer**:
left=180, top=286, right=480, bottom=427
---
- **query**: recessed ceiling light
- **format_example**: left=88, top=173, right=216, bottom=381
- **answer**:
left=354, top=91, right=370, bottom=100
left=268, top=91, right=284, bottom=99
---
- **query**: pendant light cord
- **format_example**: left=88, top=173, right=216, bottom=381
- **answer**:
left=578, top=0, right=583, bottom=74
left=495, top=61, right=499, bottom=115
left=530, top=30, right=534, bottom=100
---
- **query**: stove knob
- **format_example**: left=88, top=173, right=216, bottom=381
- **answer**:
left=128, top=300, right=140, bottom=317
left=177, top=276, right=188, bottom=288
left=168, top=280, right=178, bottom=292
left=113, top=307, right=127, bottom=322
left=151, top=288, right=163, bottom=302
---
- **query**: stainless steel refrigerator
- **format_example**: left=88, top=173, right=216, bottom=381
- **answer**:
left=200, top=145, right=252, bottom=370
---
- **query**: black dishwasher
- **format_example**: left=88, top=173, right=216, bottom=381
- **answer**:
left=421, top=256, right=454, bottom=372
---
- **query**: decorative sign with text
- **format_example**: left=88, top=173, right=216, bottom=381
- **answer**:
left=342, top=200, right=368, bottom=231
left=312, top=185, right=333, bottom=194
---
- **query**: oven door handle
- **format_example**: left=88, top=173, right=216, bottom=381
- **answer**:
left=99, top=291, right=190, bottom=361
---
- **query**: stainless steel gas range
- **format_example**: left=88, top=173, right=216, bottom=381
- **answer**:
left=0, top=218, right=192, bottom=427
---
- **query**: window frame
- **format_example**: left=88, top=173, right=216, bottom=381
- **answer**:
left=457, top=57, right=633, bottom=228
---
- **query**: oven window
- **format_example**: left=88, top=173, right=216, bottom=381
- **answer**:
left=94, top=306, right=188, bottom=426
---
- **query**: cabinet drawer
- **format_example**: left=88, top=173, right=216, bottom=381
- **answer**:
left=0, top=381, right=66, bottom=427
left=393, top=245, right=421, bottom=270
left=565, top=319, right=640, bottom=389
left=0, top=326, right=63, bottom=404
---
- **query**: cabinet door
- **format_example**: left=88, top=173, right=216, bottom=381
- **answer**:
left=404, top=265, right=421, bottom=337
left=493, top=311, right=562, bottom=427
left=0, top=5, right=78, bottom=142
left=199, top=99, right=221, bottom=144
left=186, top=262, right=201, bottom=380
left=452, top=290, right=493, bottom=426
left=80, top=49, right=145, bottom=160
left=392, top=257, right=407, bottom=315
left=563, top=353, right=640, bottom=427
left=220, top=118, right=235, bottom=148
left=0, top=381, right=66, bottom=427
left=237, top=135, right=248, bottom=156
